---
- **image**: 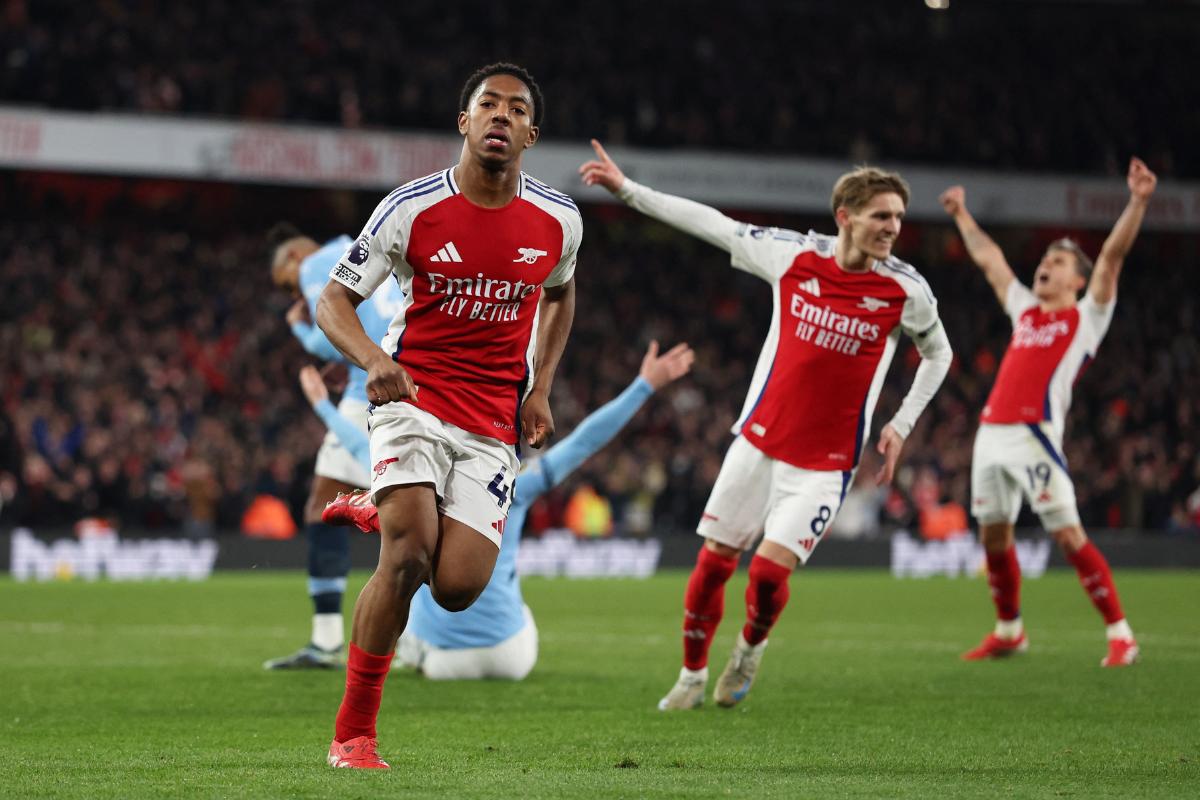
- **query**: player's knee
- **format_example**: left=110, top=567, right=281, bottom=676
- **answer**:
left=704, top=539, right=741, bottom=559
left=748, top=553, right=784, bottom=584
left=497, top=653, right=536, bottom=681
left=375, top=497, right=438, bottom=562
left=429, top=578, right=485, bottom=613
left=378, top=536, right=432, bottom=586
left=978, top=522, right=1014, bottom=551
left=1047, top=521, right=1086, bottom=553
left=430, top=564, right=490, bottom=611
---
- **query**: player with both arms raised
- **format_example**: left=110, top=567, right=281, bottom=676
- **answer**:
left=316, top=63, right=582, bottom=768
left=941, top=157, right=1157, bottom=667
left=580, top=141, right=953, bottom=710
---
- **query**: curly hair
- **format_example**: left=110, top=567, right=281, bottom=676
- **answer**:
left=458, top=62, right=544, bottom=128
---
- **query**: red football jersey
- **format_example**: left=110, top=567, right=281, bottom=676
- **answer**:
left=330, top=169, right=583, bottom=444
left=981, top=281, right=1114, bottom=441
left=729, top=226, right=940, bottom=471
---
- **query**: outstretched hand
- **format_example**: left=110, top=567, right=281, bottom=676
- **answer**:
left=938, top=186, right=966, bottom=217
left=638, top=340, right=695, bottom=390
left=874, top=424, right=905, bottom=486
left=285, top=299, right=310, bottom=326
left=1127, top=157, right=1157, bottom=201
left=298, top=365, right=329, bottom=407
left=578, top=139, right=627, bottom=194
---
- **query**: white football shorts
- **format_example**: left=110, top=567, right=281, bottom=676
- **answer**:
left=313, top=396, right=371, bottom=488
left=367, top=400, right=518, bottom=547
left=697, top=435, right=855, bottom=565
left=971, top=422, right=1080, bottom=530
left=395, top=604, right=538, bottom=681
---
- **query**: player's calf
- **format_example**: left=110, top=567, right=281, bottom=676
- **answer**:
left=681, top=545, right=739, bottom=671
left=712, top=553, right=789, bottom=707
left=1056, top=527, right=1138, bottom=666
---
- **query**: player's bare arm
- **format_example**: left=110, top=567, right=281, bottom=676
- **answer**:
left=316, top=281, right=416, bottom=405
left=580, top=139, right=737, bottom=253
left=522, top=277, right=576, bottom=448
left=939, top=186, right=1016, bottom=305
left=1089, top=157, right=1158, bottom=305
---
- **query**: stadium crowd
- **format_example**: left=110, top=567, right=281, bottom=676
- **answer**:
left=1, top=0, right=1196, bottom=179
left=1, top=176, right=1197, bottom=538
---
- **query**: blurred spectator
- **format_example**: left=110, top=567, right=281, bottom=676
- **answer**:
left=0, top=0, right=1196, bottom=177
left=563, top=484, right=613, bottom=539
left=0, top=175, right=1196, bottom=537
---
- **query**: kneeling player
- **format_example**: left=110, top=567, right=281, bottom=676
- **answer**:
left=310, top=341, right=694, bottom=679
left=580, top=141, right=953, bottom=709
left=940, top=157, right=1157, bottom=667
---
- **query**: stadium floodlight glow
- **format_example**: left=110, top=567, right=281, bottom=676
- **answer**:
left=925, top=0, right=950, bottom=9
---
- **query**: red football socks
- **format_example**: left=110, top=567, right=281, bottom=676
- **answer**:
left=985, top=545, right=1022, bottom=621
left=682, top=547, right=738, bottom=670
left=334, top=643, right=393, bottom=742
left=1067, top=541, right=1125, bottom=624
left=742, top=555, right=791, bottom=646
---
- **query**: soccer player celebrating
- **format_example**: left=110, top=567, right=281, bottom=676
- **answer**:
left=311, top=340, right=694, bottom=680
left=265, top=224, right=403, bottom=670
left=579, top=141, right=953, bottom=710
left=941, top=157, right=1157, bottom=667
left=316, top=63, right=581, bottom=768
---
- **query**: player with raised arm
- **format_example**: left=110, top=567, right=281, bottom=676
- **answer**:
left=316, top=63, right=582, bottom=768
left=265, top=224, right=403, bottom=670
left=580, top=141, right=953, bottom=710
left=941, top=157, right=1157, bottom=667
left=312, top=340, right=694, bottom=680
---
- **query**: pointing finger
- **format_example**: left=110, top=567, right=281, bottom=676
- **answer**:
left=590, top=138, right=612, bottom=164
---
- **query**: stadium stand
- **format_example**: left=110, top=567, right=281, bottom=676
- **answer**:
left=1, top=0, right=1197, bottom=177
left=1, top=173, right=1196, bottom=536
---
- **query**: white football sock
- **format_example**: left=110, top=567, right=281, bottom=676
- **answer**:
left=312, top=613, right=344, bottom=651
left=1105, top=619, right=1133, bottom=641
left=994, top=618, right=1024, bottom=640
left=681, top=666, right=708, bottom=682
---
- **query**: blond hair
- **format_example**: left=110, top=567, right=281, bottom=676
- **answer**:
left=830, top=167, right=911, bottom=217
left=1048, top=237, right=1094, bottom=278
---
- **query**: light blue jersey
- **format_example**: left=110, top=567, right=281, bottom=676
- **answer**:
left=313, top=377, right=656, bottom=649
left=291, top=236, right=403, bottom=403
left=408, top=377, right=655, bottom=649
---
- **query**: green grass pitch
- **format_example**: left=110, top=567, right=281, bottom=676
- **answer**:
left=2, top=569, right=1197, bottom=798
